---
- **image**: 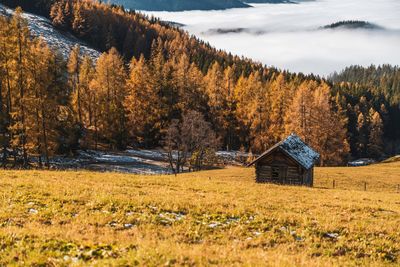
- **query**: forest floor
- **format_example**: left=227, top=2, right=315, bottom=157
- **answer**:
left=0, top=162, right=399, bottom=266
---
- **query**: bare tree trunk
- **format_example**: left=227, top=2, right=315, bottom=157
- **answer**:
left=168, top=151, right=176, bottom=176
left=76, top=73, right=82, bottom=124
left=94, top=111, right=98, bottom=150
left=17, top=29, right=28, bottom=167
left=40, top=103, right=50, bottom=169
left=0, top=78, right=7, bottom=168
left=33, top=69, right=43, bottom=169
left=3, top=43, right=13, bottom=167
left=88, top=92, right=93, bottom=126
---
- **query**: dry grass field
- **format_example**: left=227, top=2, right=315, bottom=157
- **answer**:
left=0, top=162, right=399, bottom=266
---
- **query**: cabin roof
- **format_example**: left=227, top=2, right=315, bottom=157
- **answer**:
left=248, top=134, right=320, bottom=170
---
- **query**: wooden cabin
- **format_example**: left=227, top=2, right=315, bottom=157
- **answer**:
left=247, top=134, right=320, bottom=187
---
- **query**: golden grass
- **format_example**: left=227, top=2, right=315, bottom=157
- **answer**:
left=0, top=162, right=399, bottom=266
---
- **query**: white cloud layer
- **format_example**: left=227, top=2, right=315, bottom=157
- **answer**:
left=142, top=0, right=400, bottom=76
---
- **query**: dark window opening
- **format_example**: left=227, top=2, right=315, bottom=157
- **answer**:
left=271, top=166, right=280, bottom=181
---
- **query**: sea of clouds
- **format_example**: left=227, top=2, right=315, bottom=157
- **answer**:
left=142, top=0, right=400, bottom=76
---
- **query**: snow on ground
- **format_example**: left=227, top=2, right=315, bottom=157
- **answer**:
left=348, top=158, right=376, bottom=167
left=216, top=151, right=256, bottom=165
left=41, top=149, right=252, bottom=174
left=47, top=150, right=172, bottom=175
left=126, top=150, right=168, bottom=161
left=0, top=4, right=100, bottom=59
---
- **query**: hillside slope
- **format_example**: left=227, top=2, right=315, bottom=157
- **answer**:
left=110, top=0, right=250, bottom=11
left=0, top=164, right=399, bottom=265
left=0, top=3, right=100, bottom=59
left=110, top=0, right=308, bottom=11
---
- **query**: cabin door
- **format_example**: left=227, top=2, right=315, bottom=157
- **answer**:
left=271, top=166, right=287, bottom=183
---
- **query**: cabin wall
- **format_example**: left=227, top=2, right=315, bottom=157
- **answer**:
left=255, top=149, right=307, bottom=185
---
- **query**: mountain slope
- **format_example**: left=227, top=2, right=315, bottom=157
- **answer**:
left=111, top=0, right=250, bottom=11
left=0, top=3, right=100, bottom=59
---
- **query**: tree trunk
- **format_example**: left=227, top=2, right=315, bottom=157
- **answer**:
left=168, top=150, right=176, bottom=176
left=40, top=103, right=50, bottom=169
left=17, top=29, right=28, bottom=167
left=76, top=73, right=82, bottom=124
left=33, top=69, right=43, bottom=168
left=0, top=78, right=7, bottom=168
left=4, top=43, right=13, bottom=167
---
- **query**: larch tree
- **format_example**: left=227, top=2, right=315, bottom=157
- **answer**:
left=311, top=83, right=349, bottom=165
left=68, top=45, right=83, bottom=124
left=285, top=81, right=349, bottom=165
left=50, top=0, right=67, bottom=30
left=27, top=38, right=68, bottom=167
left=90, top=48, right=127, bottom=149
left=124, top=55, right=160, bottom=147
left=150, top=40, right=180, bottom=131
left=222, top=65, right=238, bottom=151
left=25, top=38, right=44, bottom=166
left=72, top=1, right=88, bottom=37
left=234, top=71, right=267, bottom=152
left=0, top=17, right=10, bottom=166
left=79, top=55, right=95, bottom=126
left=8, top=8, right=31, bottom=166
left=173, top=54, right=207, bottom=115
left=284, top=81, right=316, bottom=144
left=268, top=73, right=292, bottom=144
left=205, top=62, right=225, bottom=135
left=205, top=62, right=237, bottom=150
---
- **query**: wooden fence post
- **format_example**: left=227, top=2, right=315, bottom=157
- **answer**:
left=364, top=182, right=367, bottom=191
left=333, top=179, right=336, bottom=189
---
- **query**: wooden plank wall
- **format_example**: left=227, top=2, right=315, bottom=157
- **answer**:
left=254, top=148, right=313, bottom=186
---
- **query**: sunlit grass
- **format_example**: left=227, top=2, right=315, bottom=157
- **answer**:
left=0, top=162, right=399, bottom=266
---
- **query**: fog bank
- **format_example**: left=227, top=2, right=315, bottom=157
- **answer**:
left=143, top=0, right=400, bottom=76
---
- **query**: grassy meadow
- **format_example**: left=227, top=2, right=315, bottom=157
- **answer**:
left=0, top=162, right=400, bottom=266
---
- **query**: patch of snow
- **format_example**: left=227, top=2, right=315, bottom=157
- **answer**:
left=38, top=149, right=173, bottom=175
left=0, top=4, right=100, bottom=60
left=108, top=221, right=118, bottom=227
left=126, top=149, right=167, bottom=161
left=348, top=158, right=375, bottom=166
left=158, top=212, right=185, bottom=223
left=28, top=208, right=38, bottom=214
left=226, top=217, right=240, bottom=224
left=208, top=222, right=221, bottom=228
left=216, top=151, right=256, bottom=165
left=93, top=154, right=142, bottom=164
left=280, top=134, right=320, bottom=170
left=324, top=232, right=339, bottom=239
left=124, top=223, right=134, bottom=229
